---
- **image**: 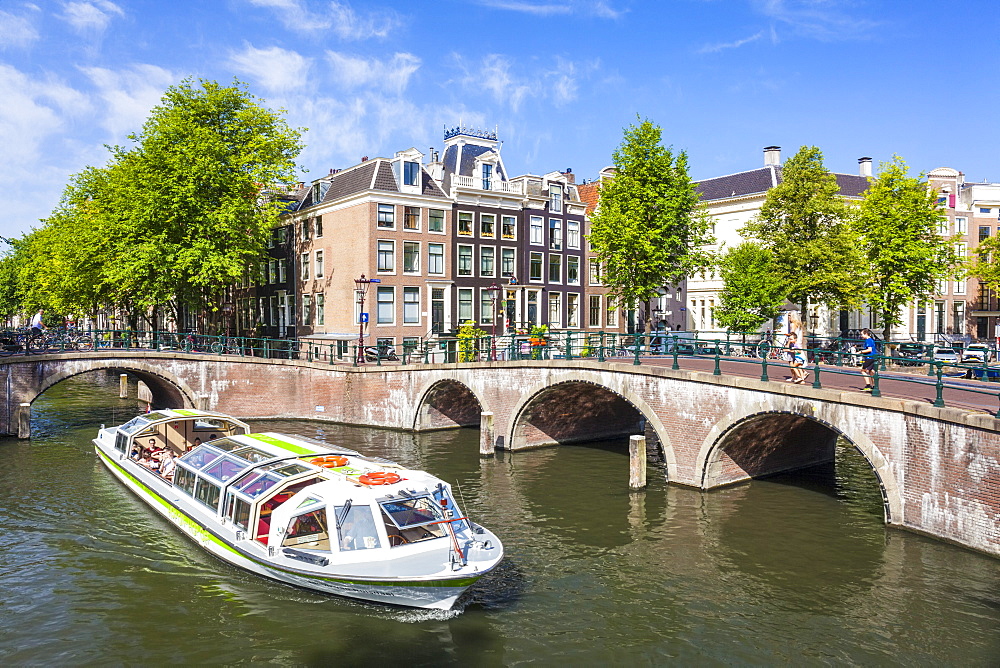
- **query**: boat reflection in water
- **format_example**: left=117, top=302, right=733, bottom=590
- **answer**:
left=93, top=409, right=503, bottom=610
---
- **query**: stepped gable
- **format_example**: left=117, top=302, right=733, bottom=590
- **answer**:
left=323, top=161, right=378, bottom=202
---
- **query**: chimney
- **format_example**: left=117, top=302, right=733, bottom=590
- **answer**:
left=563, top=167, right=575, bottom=184
left=763, top=146, right=781, bottom=167
left=858, top=157, right=873, bottom=178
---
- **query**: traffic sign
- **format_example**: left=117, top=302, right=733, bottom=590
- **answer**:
left=360, top=312, right=369, bottom=323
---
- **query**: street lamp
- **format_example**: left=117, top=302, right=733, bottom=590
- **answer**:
left=354, top=274, right=381, bottom=364
left=222, top=302, right=233, bottom=340
left=487, top=283, right=501, bottom=360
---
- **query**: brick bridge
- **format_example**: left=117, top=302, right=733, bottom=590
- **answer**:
left=3, top=351, right=999, bottom=557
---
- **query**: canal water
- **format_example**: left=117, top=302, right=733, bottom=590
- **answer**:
left=1, top=373, right=998, bottom=665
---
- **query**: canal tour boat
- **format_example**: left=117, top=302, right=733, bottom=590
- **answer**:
left=93, top=409, right=503, bottom=610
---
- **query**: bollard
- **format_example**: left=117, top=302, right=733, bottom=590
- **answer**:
left=119, top=374, right=128, bottom=399
left=629, top=435, right=647, bottom=489
left=18, top=403, right=30, bottom=439
left=479, top=412, right=495, bottom=457
left=760, top=355, right=769, bottom=382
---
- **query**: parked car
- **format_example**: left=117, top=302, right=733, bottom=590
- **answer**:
left=928, top=346, right=960, bottom=365
left=961, top=343, right=992, bottom=364
left=896, top=342, right=926, bottom=366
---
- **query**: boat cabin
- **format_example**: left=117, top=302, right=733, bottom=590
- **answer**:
left=112, top=409, right=250, bottom=459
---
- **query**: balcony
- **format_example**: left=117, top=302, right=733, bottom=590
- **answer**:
left=452, top=174, right=523, bottom=195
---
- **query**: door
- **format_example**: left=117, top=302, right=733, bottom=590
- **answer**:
left=431, top=288, right=444, bottom=334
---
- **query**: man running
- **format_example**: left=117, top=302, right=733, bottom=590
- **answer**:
left=859, top=328, right=878, bottom=391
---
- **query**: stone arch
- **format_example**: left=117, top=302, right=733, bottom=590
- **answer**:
left=412, top=377, right=488, bottom=431
left=696, top=407, right=903, bottom=525
left=507, top=374, right=676, bottom=480
left=30, top=361, right=195, bottom=410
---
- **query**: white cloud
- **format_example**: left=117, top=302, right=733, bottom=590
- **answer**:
left=229, top=45, right=311, bottom=93
left=245, top=0, right=401, bottom=39
left=0, top=10, right=40, bottom=48
left=473, top=0, right=625, bottom=18
left=60, top=0, right=124, bottom=34
left=325, top=52, right=420, bottom=94
left=752, top=0, right=878, bottom=40
left=698, top=29, right=772, bottom=54
left=80, top=64, right=176, bottom=141
left=451, top=53, right=594, bottom=112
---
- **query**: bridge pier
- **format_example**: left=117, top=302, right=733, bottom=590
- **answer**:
left=480, top=412, right=495, bottom=457
left=17, top=402, right=30, bottom=439
left=629, top=435, right=646, bottom=489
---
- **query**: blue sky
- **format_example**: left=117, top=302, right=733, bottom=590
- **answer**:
left=1, top=0, right=998, bottom=241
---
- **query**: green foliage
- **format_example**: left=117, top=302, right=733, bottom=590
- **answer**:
left=588, top=119, right=713, bottom=311
left=457, top=320, right=487, bottom=362
left=969, top=235, right=1000, bottom=290
left=742, top=146, right=861, bottom=312
left=0, top=237, right=29, bottom=319
left=856, top=156, right=957, bottom=340
left=715, top=242, right=787, bottom=333
left=22, top=78, right=303, bottom=327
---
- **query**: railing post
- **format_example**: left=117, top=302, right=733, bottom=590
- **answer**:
left=871, top=356, right=882, bottom=397
left=811, top=359, right=822, bottom=389
left=671, top=335, right=679, bottom=370
left=713, top=347, right=721, bottom=376
left=725, top=331, right=732, bottom=356
left=598, top=331, right=606, bottom=362
left=927, top=347, right=936, bottom=376
left=633, top=334, right=641, bottom=365
left=352, top=344, right=358, bottom=367
left=934, top=361, right=945, bottom=407
left=760, top=354, right=769, bottom=382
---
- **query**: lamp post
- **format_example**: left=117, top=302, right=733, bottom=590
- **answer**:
left=487, top=283, right=500, bottom=360
left=354, top=274, right=380, bottom=364
left=222, top=302, right=233, bottom=340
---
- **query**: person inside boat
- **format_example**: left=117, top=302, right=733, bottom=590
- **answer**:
left=159, top=449, right=176, bottom=481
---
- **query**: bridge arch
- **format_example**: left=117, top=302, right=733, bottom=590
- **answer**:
left=412, top=377, right=488, bottom=431
left=30, top=361, right=196, bottom=411
left=507, top=375, right=676, bottom=480
left=696, top=406, right=903, bottom=524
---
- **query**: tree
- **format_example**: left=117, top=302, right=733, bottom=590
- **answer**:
left=715, top=242, right=787, bottom=335
left=856, top=156, right=957, bottom=341
left=742, top=145, right=861, bottom=316
left=969, top=235, right=1000, bottom=291
left=588, top=119, right=713, bottom=331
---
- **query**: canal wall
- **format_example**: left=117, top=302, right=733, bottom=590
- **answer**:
left=2, top=353, right=999, bottom=557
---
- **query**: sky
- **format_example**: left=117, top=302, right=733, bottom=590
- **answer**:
left=1, top=0, right=998, bottom=241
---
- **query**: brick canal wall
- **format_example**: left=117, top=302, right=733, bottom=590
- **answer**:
left=2, top=353, right=999, bottom=556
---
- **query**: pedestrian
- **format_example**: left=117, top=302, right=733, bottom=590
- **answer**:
left=859, top=328, right=878, bottom=391
left=786, top=331, right=807, bottom=384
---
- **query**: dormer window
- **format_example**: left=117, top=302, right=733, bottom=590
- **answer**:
left=550, top=185, right=562, bottom=213
left=312, top=183, right=322, bottom=203
left=482, top=164, right=493, bottom=190
left=403, top=161, right=420, bottom=186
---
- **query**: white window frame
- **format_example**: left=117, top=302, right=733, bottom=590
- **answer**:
left=376, top=286, right=395, bottom=325
left=315, top=250, right=324, bottom=278
left=529, top=216, right=544, bottom=245
left=403, top=286, right=420, bottom=324
left=529, top=251, right=544, bottom=283
left=567, top=293, right=580, bottom=328
left=457, top=211, right=473, bottom=236
left=501, top=215, right=517, bottom=240
left=567, top=220, right=580, bottom=249
left=428, top=208, right=445, bottom=234
left=956, top=217, right=968, bottom=235
left=589, top=295, right=602, bottom=328
left=566, top=255, right=580, bottom=285
left=480, top=245, right=496, bottom=278
left=403, top=241, right=421, bottom=275
left=457, top=244, right=474, bottom=277
left=316, top=293, right=325, bottom=326
left=550, top=185, right=563, bottom=213
left=480, top=289, right=495, bottom=325
left=480, top=213, right=496, bottom=239
left=501, top=247, right=516, bottom=279
left=300, top=252, right=310, bottom=281
left=549, top=218, right=563, bottom=250
left=548, top=292, right=562, bottom=328
left=302, top=294, right=311, bottom=326
left=377, top=203, right=395, bottom=228
left=457, top=288, right=474, bottom=322
left=548, top=253, right=562, bottom=284
left=377, top=240, right=395, bottom=274
left=428, top=243, right=444, bottom=275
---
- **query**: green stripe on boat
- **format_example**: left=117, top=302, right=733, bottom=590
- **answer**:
left=173, top=409, right=201, bottom=417
left=247, top=433, right=320, bottom=455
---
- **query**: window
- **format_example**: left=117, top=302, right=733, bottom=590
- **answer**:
left=316, top=293, right=325, bottom=326
left=548, top=292, right=562, bottom=327
left=548, top=254, right=562, bottom=283
left=937, top=218, right=950, bottom=235
left=589, top=295, right=601, bottom=327
left=954, top=301, right=966, bottom=330
left=956, top=217, right=968, bottom=235
left=480, top=290, right=494, bottom=325
left=980, top=226, right=991, bottom=242
left=550, top=185, right=562, bottom=213
left=589, top=259, right=601, bottom=285
left=607, top=300, right=618, bottom=327
left=269, top=296, right=278, bottom=325
left=268, top=259, right=277, bottom=284
left=458, top=211, right=473, bottom=236
left=458, top=288, right=474, bottom=321
left=428, top=208, right=444, bottom=232
left=502, top=215, right=516, bottom=239
left=527, top=290, right=539, bottom=325
left=404, top=242, right=420, bottom=273
left=480, top=247, right=495, bottom=277
left=934, top=301, right=945, bottom=332
left=377, top=204, right=395, bottom=228
left=567, top=294, right=579, bottom=327
left=482, top=163, right=493, bottom=190
left=403, top=161, right=419, bottom=186
left=300, top=252, right=310, bottom=281
left=302, top=294, right=311, bottom=325
left=567, top=220, right=580, bottom=249
left=955, top=279, right=966, bottom=295
left=276, top=227, right=287, bottom=245
left=501, top=248, right=515, bottom=278
left=458, top=245, right=473, bottom=276
left=956, top=242, right=968, bottom=259
left=428, top=243, right=444, bottom=275
left=529, top=252, right=543, bottom=282
left=278, top=258, right=287, bottom=283
left=377, top=287, right=394, bottom=324
left=530, top=216, right=543, bottom=244
left=377, top=241, right=394, bottom=272
left=403, top=287, right=420, bottom=324
left=403, top=206, right=420, bottom=230
left=314, top=217, right=323, bottom=238
left=335, top=504, right=381, bottom=551
left=481, top=213, right=495, bottom=238
left=567, top=256, right=580, bottom=285
left=549, top=219, right=562, bottom=250
left=981, top=208, right=992, bottom=214
left=315, top=250, right=324, bottom=278
left=301, top=219, right=311, bottom=242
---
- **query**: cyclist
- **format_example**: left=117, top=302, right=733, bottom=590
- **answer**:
left=28, top=309, right=46, bottom=351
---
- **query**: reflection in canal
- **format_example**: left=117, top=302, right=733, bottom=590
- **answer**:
left=0, top=372, right=998, bottom=665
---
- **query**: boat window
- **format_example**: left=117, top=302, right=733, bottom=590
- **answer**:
left=194, top=478, right=222, bottom=511
left=296, top=496, right=322, bottom=510
left=175, top=467, right=197, bottom=496
left=143, top=412, right=170, bottom=422
left=206, top=437, right=241, bottom=452
left=231, top=446, right=273, bottom=463
left=282, top=509, right=330, bottom=550
left=275, top=463, right=310, bottom=477
left=380, top=496, right=442, bottom=529
left=202, top=456, right=250, bottom=484
left=238, top=472, right=281, bottom=498
left=226, top=494, right=251, bottom=530
left=334, top=504, right=381, bottom=551
left=179, top=445, right=226, bottom=470
left=119, top=416, right=150, bottom=435
left=115, top=431, right=129, bottom=453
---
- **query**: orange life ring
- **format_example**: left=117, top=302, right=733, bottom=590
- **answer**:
left=312, top=455, right=349, bottom=468
left=358, top=471, right=401, bottom=485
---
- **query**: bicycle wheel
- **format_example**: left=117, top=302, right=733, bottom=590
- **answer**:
left=74, top=336, right=95, bottom=351
left=210, top=341, right=224, bottom=354
left=755, top=341, right=771, bottom=359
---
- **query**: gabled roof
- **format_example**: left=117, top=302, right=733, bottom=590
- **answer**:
left=292, top=159, right=448, bottom=211
left=577, top=181, right=600, bottom=215
left=696, top=166, right=870, bottom=201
